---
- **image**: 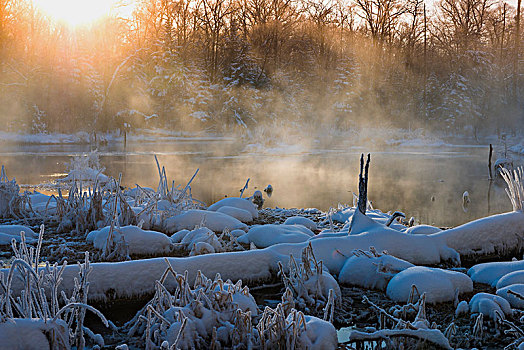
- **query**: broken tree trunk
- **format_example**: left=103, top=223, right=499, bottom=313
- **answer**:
left=357, top=154, right=371, bottom=215
left=488, top=144, right=493, bottom=180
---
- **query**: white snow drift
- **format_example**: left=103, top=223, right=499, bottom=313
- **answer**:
left=87, top=225, right=172, bottom=256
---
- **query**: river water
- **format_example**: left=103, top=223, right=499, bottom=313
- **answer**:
left=0, top=137, right=520, bottom=227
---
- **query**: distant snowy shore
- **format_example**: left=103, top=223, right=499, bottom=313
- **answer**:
left=0, top=129, right=231, bottom=145
left=1, top=128, right=521, bottom=156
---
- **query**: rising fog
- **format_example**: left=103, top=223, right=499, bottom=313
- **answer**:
left=0, top=0, right=522, bottom=143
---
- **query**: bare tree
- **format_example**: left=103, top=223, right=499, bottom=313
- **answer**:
left=353, top=0, right=409, bottom=43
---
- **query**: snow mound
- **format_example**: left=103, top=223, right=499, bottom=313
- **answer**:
left=60, top=167, right=109, bottom=184
left=216, top=206, right=253, bottom=223
left=386, top=266, right=473, bottom=304
left=87, top=225, right=172, bottom=256
left=0, top=225, right=37, bottom=239
left=189, top=241, right=216, bottom=256
left=497, top=283, right=524, bottom=309
left=497, top=284, right=524, bottom=309
left=163, top=209, right=248, bottom=233
left=455, top=300, right=469, bottom=317
left=299, top=315, right=338, bottom=349
left=0, top=318, right=69, bottom=350
left=496, top=270, right=524, bottom=289
left=435, top=211, right=524, bottom=258
left=180, top=227, right=222, bottom=253
left=404, top=225, right=442, bottom=235
left=469, top=292, right=512, bottom=319
left=339, top=253, right=414, bottom=291
left=348, top=209, right=402, bottom=236
left=468, top=259, right=524, bottom=286
left=207, top=197, right=258, bottom=218
left=230, top=229, right=246, bottom=238
left=0, top=232, right=37, bottom=245
left=58, top=152, right=109, bottom=184
left=28, top=192, right=57, bottom=214
left=170, top=229, right=190, bottom=243
left=237, top=224, right=314, bottom=248
left=284, top=216, right=318, bottom=231
left=331, top=207, right=406, bottom=231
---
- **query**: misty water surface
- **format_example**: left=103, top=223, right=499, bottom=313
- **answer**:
left=0, top=137, right=521, bottom=227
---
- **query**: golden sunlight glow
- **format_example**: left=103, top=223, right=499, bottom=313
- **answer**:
left=32, top=0, right=126, bottom=27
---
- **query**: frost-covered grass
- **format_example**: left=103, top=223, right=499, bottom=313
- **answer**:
left=0, top=226, right=111, bottom=349
left=501, top=167, right=524, bottom=212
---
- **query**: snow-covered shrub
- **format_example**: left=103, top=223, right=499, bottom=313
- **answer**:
left=51, top=180, right=108, bottom=235
left=0, top=226, right=110, bottom=349
left=0, top=166, right=31, bottom=219
left=172, top=227, right=244, bottom=256
left=346, top=293, right=452, bottom=349
left=134, top=158, right=204, bottom=231
left=124, top=266, right=258, bottom=348
left=278, top=243, right=341, bottom=314
left=124, top=263, right=337, bottom=349
left=58, top=151, right=109, bottom=184
left=257, top=289, right=337, bottom=349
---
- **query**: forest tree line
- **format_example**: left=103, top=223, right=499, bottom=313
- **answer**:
left=0, top=0, right=522, bottom=137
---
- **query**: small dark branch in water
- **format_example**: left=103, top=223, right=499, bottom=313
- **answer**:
left=357, top=154, right=371, bottom=215
left=488, top=144, right=493, bottom=180
left=239, top=178, right=250, bottom=198
left=386, top=211, right=405, bottom=227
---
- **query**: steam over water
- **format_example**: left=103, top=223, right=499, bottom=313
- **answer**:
left=1, top=138, right=519, bottom=227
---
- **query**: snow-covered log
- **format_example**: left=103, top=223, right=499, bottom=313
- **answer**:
left=433, top=211, right=524, bottom=259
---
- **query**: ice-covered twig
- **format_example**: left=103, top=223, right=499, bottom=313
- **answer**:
left=346, top=329, right=452, bottom=349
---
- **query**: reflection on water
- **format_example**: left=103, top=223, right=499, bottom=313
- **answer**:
left=0, top=138, right=520, bottom=227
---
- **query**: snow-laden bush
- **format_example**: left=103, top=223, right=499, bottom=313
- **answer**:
left=278, top=243, right=341, bottom=314
left=0, top=166, right=31, bottom=219
left=0, top=226, right=111, bottom=349
left=124, top=262, right=337, bottom=349
left=345, top=292, right=452, bottom=349
left=174, top=227, right=244, bottom=256
left=58, top=151, right=109, bottom=184
left=133, top=157, right=204, bottom=231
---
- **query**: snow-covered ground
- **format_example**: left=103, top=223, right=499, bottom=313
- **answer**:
left=1, top=146, right=524, bottom=349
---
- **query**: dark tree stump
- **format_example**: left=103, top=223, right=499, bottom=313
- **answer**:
left=357, top=153, right=371, bottom=215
